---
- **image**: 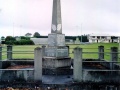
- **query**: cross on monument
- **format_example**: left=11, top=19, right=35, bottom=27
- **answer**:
left=51, top=0, right=62, bottom=34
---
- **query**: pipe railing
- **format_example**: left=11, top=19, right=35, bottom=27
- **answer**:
left=0, top=45, right=34, bottom=60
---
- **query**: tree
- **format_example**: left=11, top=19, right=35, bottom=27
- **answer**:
left=5, top=36, right=15, bottom=41
left=33, top=32, right=40, bottom=38
left=25, top=33, right=32, bottom=37
left=5, top=36, right=16, bottom=45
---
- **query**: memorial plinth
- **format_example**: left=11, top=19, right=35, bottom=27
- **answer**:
left=42, top=0, right=71, bottom=69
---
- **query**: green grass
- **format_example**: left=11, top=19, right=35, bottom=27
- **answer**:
left=1, top=43, right=119, bottom=61
left=68, top=43, right=119, bottom=60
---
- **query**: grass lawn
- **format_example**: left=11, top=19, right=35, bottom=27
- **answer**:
left=1, top=43, right=119, bottom=61
left=69, top=43, right=119, bottom=61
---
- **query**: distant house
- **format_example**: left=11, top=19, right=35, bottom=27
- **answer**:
left=65, top=39, right=74, bottom=44
left=15, top=36, right=21, bottom=41
left=88, top=34, right=119, bottom=43
left=31, top=38, right=75, bottom=45
left=30, top=38, right=48, bottom=45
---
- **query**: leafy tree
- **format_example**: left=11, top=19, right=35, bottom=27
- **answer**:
left=5, top=36, right=16, bottom=45
left=20, top=36, right=30, bottom=40
left=5, top=36, right=15, bottom=41
left=25, top=33, right=32, bottom=37
left=33, top=32, right=40, bottom=38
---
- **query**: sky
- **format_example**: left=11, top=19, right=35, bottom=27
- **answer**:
left=0, top=0, right=120, bottom=37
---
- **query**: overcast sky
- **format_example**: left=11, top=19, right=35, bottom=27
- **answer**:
left=0, top=0, right=120, bottom=37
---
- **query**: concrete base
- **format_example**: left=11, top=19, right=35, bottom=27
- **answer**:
left=45, top=46, right=69, bottom=57
left=43, top=57, right=71, bottom=68
left=48, top=34, right=65, bottom=46
left=43, top=67, right=73, bottom=75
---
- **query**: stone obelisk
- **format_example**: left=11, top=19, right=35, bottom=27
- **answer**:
left=43, top=0, right=71, bottom=69
left=48, top=0, right=65, bottom=47
left=51, top=0, right=62, bottom=34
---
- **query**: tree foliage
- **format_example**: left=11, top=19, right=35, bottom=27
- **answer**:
left=5, top=36, right=34, bottom=45
left=33, top=32, right=40, bottom=38
left=25, top=33, right=32, bottom=37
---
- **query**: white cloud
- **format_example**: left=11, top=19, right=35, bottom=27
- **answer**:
left=0, top=0, right=120, bottom=37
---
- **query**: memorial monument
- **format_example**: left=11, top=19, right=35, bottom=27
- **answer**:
left=43, top=0, right=71, bottom=72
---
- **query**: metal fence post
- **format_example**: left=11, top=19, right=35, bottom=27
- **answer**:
left=7, top=45, right=13, bottom=60
left=73, top=47, right=83, bottom=82
left=110, top=47, right=118, bottom=70
left=34, top=47, right=42, bottom=82
left=98, top=46, right=104, bottom=60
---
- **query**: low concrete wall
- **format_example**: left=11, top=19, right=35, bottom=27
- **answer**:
left=83, top=70, right=120, bottom=83
left=0, top=60, right=34, bottom=82
left=0, top=69, right=34, bottom=82
left=0, top=60, right=34, bottom=69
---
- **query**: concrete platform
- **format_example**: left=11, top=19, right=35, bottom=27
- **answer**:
left=42, top=75, right=73, bottom=84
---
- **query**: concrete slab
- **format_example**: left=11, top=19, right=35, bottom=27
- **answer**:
left=42, top=75, right=73, bottom=84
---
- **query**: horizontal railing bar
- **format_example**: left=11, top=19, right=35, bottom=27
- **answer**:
left=13, top=53, right=34, bottom=54
left=83, top=61, right=120, bottom=63
left=83, top=69, right=120, bottom=71
left=69, top=52, right=120, bottom=54
left=0, top=69, right=34, bottom=71
left=82, top=52, right=119, bottom=54
left=1, top=51, right=34, bottom=52
left=1, top=60, right=34, bottom=61
left=70, top=48, right=98, bottom=49
left=13, top=51, right=34, bottom=52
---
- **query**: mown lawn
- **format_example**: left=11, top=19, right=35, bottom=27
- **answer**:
left=1, top=43, right=119, bottom=61
left=69, top=43, right=119, bottom=60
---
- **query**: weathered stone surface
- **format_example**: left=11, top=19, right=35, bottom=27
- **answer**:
left=45, top=47, right=68, bottom=57
left=74, top=47, right=83, bottom=82
left=43, top=0, right=71, bottom=69
left=0, top=70, right=34, bottom=82
left=34, top=47, right=42, bottom=81
left=51, top=0, right=62, bottom=34
left=43, top=57, right=71, bottom=68
left=48, top=34, right=65, bottom=46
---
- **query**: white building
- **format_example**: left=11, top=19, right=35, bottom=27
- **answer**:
left=30, top=38, right=48, bottom=45
left=88, top=34, right=119, bottom=43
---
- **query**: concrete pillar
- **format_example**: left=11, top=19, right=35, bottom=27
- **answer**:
left=0, top=46, right=2, bottom=69
left=73, top=47, right=83, bottom=82
left=66, top=46, right=70, bottom=56
left=0, top=46, right=2, bottom=60
left=42, top=45, right=46, bottom=57
left=110, top=47, right=118, bottom=70
left=98, top=46, right=104, bottom=60
left=7, top=45, right=12, bottom=60
left=34, top=47, right=42, bottom=82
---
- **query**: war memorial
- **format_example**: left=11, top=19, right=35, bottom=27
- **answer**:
left=0, top=0, right=120, bottom=89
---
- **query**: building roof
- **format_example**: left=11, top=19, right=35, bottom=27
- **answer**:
left=89, top=33, right=120, bottom=37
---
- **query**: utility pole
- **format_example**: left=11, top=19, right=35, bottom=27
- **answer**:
left=118, top=36, right=120, bottom=59
left=13, top=22, right=14, bottom=37
left=81, top=23, right=82, bottom=43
